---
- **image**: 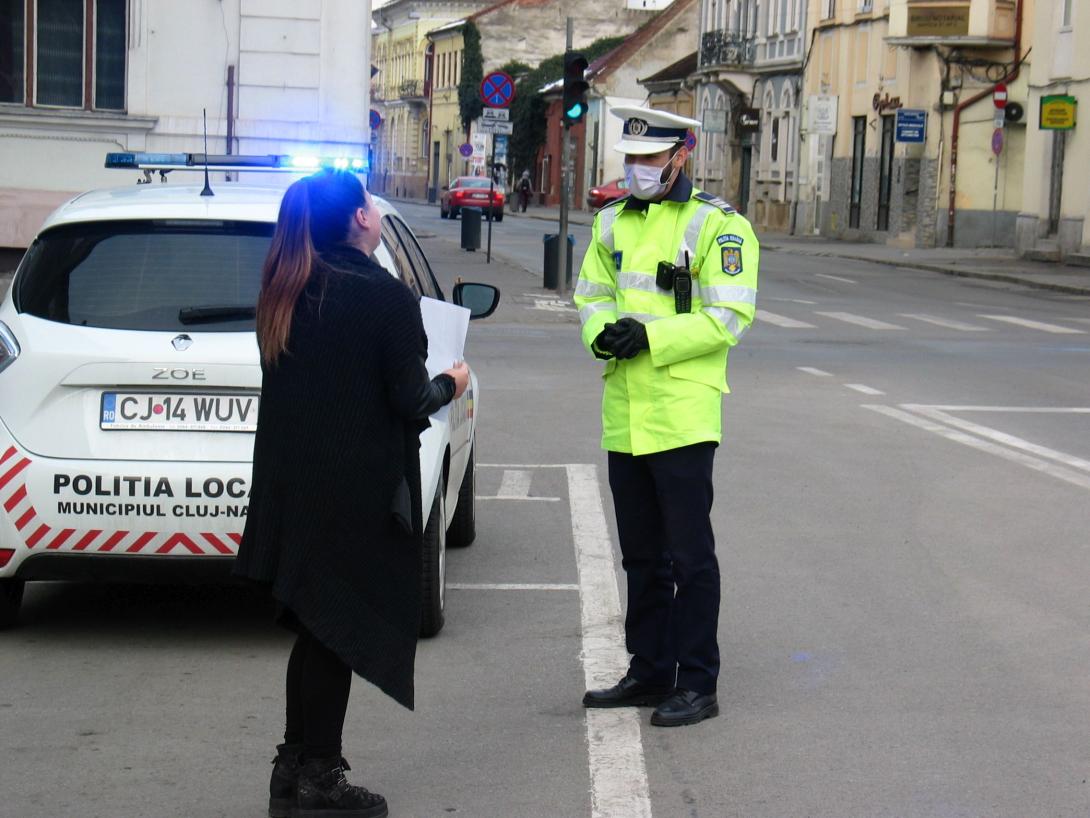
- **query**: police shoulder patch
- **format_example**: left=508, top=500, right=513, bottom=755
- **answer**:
left=721, top=245, right=743, bottom=276
left=694, top=190, right=737, bottom=215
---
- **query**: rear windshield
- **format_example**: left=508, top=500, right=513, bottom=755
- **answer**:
left=15, top=220, right=273, bottom=332
left=459, top=179, right=492, bottom=189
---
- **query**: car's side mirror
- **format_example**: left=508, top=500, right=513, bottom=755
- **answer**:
left=453, top=282, right=500, bottom=320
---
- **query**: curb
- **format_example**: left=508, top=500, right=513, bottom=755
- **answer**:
left=763, top=246, right=1090, bottom=297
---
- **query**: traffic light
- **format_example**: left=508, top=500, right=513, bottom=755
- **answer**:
left=562, top=52, right=589, bottom=127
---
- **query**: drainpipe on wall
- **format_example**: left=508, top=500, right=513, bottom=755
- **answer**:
left=945, top=0, right=1023, bottom=247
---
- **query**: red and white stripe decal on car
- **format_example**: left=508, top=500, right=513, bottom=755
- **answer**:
left=0, top=447, right=241, bottom=556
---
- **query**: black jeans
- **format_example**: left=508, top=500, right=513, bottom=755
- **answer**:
left=607, top=442, right=720, bottom=695
left=284, top=625, right=352, bottom=760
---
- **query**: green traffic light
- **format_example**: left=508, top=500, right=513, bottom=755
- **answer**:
left=566, top=103, right=584, bottom=119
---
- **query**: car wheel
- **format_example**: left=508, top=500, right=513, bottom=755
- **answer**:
left=451, top=206, right=460, bottom=219
left=0, top=579, right=25, bottom=629
left=494, top=211, right=503, bottom=223
left=447, top=445, right=476, bottom=549
left=419, top=475, right=446, bottom=638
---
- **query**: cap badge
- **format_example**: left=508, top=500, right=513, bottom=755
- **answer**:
left=628, top=118, right=649, bottom=136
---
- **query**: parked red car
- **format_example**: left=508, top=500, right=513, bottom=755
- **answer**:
left=440, top=177, right=505, bottom=221
left=586, top=177, right=629, bottom=209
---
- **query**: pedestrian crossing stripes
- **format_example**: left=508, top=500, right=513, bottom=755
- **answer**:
left=814, top=311, right=907, bottom=330
left=898, top=313, right=990, bottom=331
left=977, top=315, right=1086, bottom=334
left=758, top=310, right=817, bottom=328
left=754, top=308, right=1084, bottom=335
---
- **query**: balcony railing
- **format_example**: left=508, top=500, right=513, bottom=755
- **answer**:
left=399, top=80, right=427, bottom=100
left=700, top=31, right=756, bottom=69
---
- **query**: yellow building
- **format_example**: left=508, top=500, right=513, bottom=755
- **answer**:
left=427, top=20, right=474, bottom=196
left=371, top=0, right=489, bottom=199
left=798, top=0, right=1029, bottom=248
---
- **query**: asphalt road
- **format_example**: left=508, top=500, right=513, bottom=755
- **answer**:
left=2, top=204, right=1089, bottom=817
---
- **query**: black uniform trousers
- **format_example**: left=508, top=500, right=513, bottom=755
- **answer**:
left=607, top=441, right=720, bottom=695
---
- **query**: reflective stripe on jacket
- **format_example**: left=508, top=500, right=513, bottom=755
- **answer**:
left=574, top=189, right=759, bottom=455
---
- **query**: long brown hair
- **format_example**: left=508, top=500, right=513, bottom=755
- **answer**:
left=256, top=169, right=367, bottom=365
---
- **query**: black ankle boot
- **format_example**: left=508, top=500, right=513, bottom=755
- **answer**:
left=295, top=756, right=388, bottom=817
left=269, top=743, right=302, bottom=818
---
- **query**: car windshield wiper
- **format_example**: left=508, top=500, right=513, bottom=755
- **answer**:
left=178, top=305, right=257, bottom=325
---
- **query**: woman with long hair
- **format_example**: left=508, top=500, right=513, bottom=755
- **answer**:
left=234, top=169, right=468, bottom=818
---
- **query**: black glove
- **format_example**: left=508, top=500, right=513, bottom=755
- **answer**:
left=593, top=323, right=619, bottom=360
left=609, top=318, right=649, bottom=360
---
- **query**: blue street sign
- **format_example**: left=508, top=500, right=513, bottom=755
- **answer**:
left=369, top=109, right=382, bottom=130
left=895, top=108, right=927, bottom=143
left=480, top=71, right=515, bottom=108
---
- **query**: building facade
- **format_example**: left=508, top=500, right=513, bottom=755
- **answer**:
left=797, top=0, right=1027, bottom=248
left=747, top=0, right=807, bottom=230
left=1017, top=0, right=1086, bottom=258
left=0, top=0, right=371, bottom=250
left=688, top=0, right=757, bottom=209
left=371, top=0, right=489, bottom=199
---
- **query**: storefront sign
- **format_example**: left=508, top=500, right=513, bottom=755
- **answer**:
left=1040, top=95, right=1077, bottom=130
left=873, top=92, right=903, bottom=113
left=808, top=95, right=838, bottom=135
left=906, top=6, right=970, bottom=37
left=895, top=108, right=927, bottom=143
left=737, top=108, right=760, bottom=131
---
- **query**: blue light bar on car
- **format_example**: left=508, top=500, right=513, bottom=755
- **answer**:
left=104, top=152, right=368, bottom=173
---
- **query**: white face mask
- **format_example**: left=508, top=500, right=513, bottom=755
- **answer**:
left=623, top=155, right=680, bottom=200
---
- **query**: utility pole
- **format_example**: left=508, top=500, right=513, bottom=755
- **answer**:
left=556, top=17, right=573, bottom=300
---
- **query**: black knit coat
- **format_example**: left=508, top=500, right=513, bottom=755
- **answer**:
left=234, top=246, right=449, bottom=710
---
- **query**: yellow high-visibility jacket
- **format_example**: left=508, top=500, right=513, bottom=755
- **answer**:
left=574, top=180, right=759, bottom=455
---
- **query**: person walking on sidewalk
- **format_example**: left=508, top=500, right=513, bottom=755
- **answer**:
left=517, top=169, right=532, bottom=213
left=234, top=168, right=469, bottom=817
left=574, top=106, right=759, bottom=727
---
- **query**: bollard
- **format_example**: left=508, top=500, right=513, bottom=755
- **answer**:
left=542, top=233, right=575, bottom=289
left=461, top=207, right=482, bottom=251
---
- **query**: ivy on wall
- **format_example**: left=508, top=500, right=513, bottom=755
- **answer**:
left=457, top=22, right=484, bottom=133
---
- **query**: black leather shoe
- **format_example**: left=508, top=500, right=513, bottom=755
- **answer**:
left=582, top=675, right=675, bottom=708
left=650, top=689, right=719, bottom=727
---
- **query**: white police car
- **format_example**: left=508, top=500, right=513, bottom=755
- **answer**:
left=0, top=152, right=498, bottom=637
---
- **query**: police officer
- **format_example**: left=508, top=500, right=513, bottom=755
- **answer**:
left=574, top=106, right=759, bottom=727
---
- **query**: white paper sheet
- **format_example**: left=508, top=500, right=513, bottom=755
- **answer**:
left=419, top=296, right=471, bottom=421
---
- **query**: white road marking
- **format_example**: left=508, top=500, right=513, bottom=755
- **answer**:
left=532, top=299, right=577, bottom=312
left=566, top=463, right=652, bottom=818
left=977, top=315, right=1085, bottom=334
left=903, top=405, right=1090, bottom=473
left=758, top=310, right=817, bottom=328
left=479, top=496, right=562, bottom=502
left=797, top=367, right=833, bottom=377
left=910, top=406, right=1090, bottom=413
left=448, top=583, right=579, bottom=591
left=815, top=311, right=906, bottom=330
left=898, top=313, right=990, bottom=332
left=815, top=273, right=857, bottom=284
left=498, top=469, right=531, bottom=498
left=844, top=384, right=885, bottom=395
left=863, top=405, right=1090, bottom=492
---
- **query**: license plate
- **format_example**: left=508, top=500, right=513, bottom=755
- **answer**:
left=100, top=393, right=259, bottom=432
left=471, top=193, right=488, bottom=199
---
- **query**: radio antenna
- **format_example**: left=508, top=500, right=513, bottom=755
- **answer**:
left=200, top=107, right=214, bottom=197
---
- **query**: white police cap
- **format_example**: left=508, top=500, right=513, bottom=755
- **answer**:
left=611, top=105, right=701, bottom=155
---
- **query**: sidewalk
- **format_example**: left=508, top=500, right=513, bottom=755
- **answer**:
left=387, top=195, right=1090, bottom=296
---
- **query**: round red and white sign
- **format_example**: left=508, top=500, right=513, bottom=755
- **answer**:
left=993, top=83, right=1008, bottom=109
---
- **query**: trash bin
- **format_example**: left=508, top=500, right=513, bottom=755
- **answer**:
left=543, top=233, right=575, bottom=289
left=461, top=207, right=482, bottom=251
